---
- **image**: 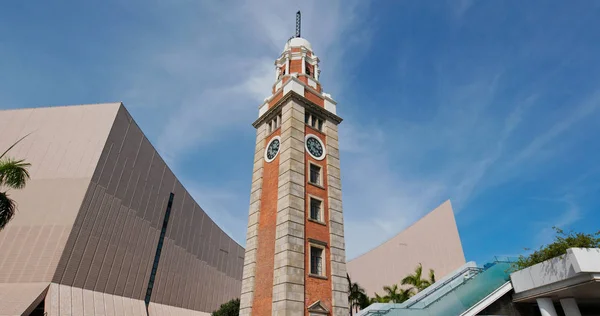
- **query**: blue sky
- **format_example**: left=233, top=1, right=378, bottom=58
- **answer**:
left=2, top=1, right=600, bottom=265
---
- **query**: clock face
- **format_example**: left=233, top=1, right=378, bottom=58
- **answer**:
left=265, top=137, right=280, bottom=162
left=305, top=135, right=325, bottom=160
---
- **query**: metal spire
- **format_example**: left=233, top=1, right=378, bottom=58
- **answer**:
left=295, top=11, right=301, bottom=38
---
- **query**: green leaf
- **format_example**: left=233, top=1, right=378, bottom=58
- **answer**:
left=212, top=298, right=239, bottom=316
left=0, top=191, right=16, bottom=230
left=0, top=159, right=31, bottom=189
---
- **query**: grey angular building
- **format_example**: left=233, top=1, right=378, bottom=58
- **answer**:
left=0, top=103, right=244, bottom=316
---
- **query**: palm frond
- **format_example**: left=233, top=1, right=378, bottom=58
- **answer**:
left=418, top=280, right=431, bottom=291
left=401, top=275, right=417, bottom=285
left=414, top=263, right=423, bottom=279
left=0, top=159, right=31, bottom=189
left=0, top=191, right=16, bottom=230
left=429, top=269, right=436, bottom=284
left=0, top=133, right=31, bottom=160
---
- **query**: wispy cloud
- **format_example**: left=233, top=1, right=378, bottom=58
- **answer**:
left=119, top=0, right=370, bottom=164
left=531, top=197, right=582, bottom=248
left=115, top=0, right=373, bottom=248
left=3, top=1, right=600, bottom=264
left=511, top=91, right=600, bottom=165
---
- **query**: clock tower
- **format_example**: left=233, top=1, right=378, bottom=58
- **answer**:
left=239, top=12, right=349, bottom=316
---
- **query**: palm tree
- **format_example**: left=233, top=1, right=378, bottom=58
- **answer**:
left=370, top=293, right=389, bottom=303
left=357, top=292, right=371, bottom=310
left=383, top=284, right=413, bottom=303
left=347, top=273, right=369, bottom=315
left=0, top=135, right=31, bottom=230
left=398, top=288, right=414, bottom=303
left=401, top=263, right=436, bottom=293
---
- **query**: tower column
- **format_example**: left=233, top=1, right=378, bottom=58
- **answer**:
left=240, top=124, right=267, bottom=316
left=325, top=121, right=349, bottom=316
left=239, top=123, right=268, bottom=316
left=272, top=101, right=306, bottom=316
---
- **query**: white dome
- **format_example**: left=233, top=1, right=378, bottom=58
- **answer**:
left=283, top=37, right=312, bottom=52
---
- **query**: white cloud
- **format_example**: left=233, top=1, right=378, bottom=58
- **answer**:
left=119, top=0, right=368, bottom=162
left=117, top=1, right=373, bottom=250
left=111, top=0, right=600, bottom=261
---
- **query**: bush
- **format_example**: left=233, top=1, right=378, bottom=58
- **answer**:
left=212, top=298, right=240, bottom=316
left=513, top=227, right=600, bottom=270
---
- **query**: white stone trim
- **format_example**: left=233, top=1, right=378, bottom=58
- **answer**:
left=264, top=136, right=281, bottom=163
left=283, top=79, right=305, bottom=96
left=305, top=134, right=326, bottom=161
left=258, top=103, right=268, bottom=117
left=302, top=56, right=306, bottom=74
left=324, top=99, right=336, bottom=115
left=307, top=76, right=318, bottom=90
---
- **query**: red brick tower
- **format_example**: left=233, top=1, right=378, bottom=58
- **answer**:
left=239, top=12, right=349, bottom=316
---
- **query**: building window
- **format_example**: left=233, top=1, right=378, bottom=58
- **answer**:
left=268, top=112, right=282, bottom=134
left=145, top=193, right=174, bottom=306
left=306, top=63, right=312, bottom=76
left=309, top=163, right=322, bottom=186
left=305, top=111, right=324, bottom=132
left=310, top=246, right=324, bottom=276
left=309, top=197, right=322, bottom=222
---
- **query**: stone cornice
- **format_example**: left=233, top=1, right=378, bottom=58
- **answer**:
left=253, top=91, right=343, bottom=128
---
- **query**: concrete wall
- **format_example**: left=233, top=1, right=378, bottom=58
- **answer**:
left=346, top=200, right=466, bottom=296
left=510, top=248, right=600, bottom=294
left=0, top=103, right=244, bottom=315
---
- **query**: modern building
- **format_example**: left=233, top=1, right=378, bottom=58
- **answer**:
left=0, top=103, right=244, bottom=315
left=239, top=17, right=349, bottom=316
left=347, top=200, right=466, bottom=297
left=508, top=247, right=600, bottom=315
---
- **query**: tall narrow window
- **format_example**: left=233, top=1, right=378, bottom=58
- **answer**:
left=305, top=112, right=310, bottom=124
left=310, top=246, right=324, bottom=275
left=317, top=119, right=323, bottom=131
left=309, top=164, right=321, bottom=186
left=145, top=193, right=174, bottom=306
left=309, top=197, right=322, bottom=221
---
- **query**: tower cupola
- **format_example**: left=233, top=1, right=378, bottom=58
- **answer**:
left=260, top=11, right=337, bottom=119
